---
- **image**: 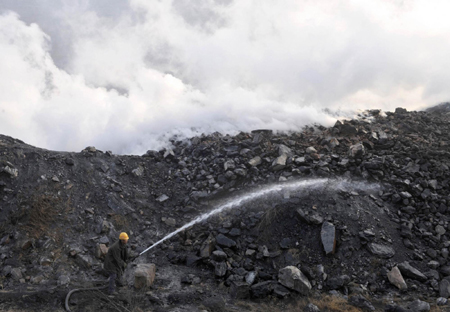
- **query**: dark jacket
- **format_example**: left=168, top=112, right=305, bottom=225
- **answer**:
left=104, top=240, right=128, bottom=274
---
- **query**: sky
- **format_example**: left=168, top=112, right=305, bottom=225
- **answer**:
left=0, top=0, right=449, bottom=154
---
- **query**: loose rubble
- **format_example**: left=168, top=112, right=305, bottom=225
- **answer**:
left=1, top=107, right=450, bottom=311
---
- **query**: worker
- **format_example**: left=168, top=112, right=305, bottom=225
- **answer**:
left=104, top=232, right=129, bottom=295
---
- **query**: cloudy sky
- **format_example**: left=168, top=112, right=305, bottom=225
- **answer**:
left=0, top=0, right=449, bottom=154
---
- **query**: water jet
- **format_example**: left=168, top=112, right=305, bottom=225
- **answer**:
left=139, top=178, right=379, bottom=256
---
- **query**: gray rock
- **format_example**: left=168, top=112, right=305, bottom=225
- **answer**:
left=428, top=180, right=438, bottom=190
left=257, top=245, right=270, bottom=258
left=162, top=217, right=176, bottom=226
left=134, top=263, right=156, bottom=289
left=132, top=166, right=144, bottom=177
left=273, top=284, right=290, bottom=298
left=398, top=261, right=427, bottom=282
left=211, top=250, right=227, bottom=261
left=216, top=234, right=236, bottom=248
left=441, top=266, right=450, bottom=276
left=199, top=236, right=215, bottom=258
left=11, top=268, right=22, bottom=280
left=399, top=191, right=412, bottom=199
left=305, top=147, right=317, bottom=154
left=294, top=157, right=307, bottom=165
left=76, top=254, right=94, bottom=269
left=367, top=243, right=395, bottom=258
left=234, top=168, right=247, bottom=177
left=99, top=236, right=109, bottom=244
left=215, top=262, right=227, bottom=277
left=272, top=154, right=287, bottom=171
left=278, top=144, right=293, bottom=157
left=186, top=255, right=201, bottom=267
left=428, top=261, right=440, bottom=269
left=245, top=249, right=256, bottom=257
left=406, top=299, right=430, bottom=312
left=297, top=208, right=323, bottom=225
left=326, top=275, right=350, bottom=290
left=58, top=275, right=70, bottom=286
left=348, top=143, right=365, bottom=158
left=2, top=165, right=18, bottom=177
left=95, top=244, right=108, bottom=259
left=251, top=281, right=274, bottom=298
left=437, top=297, right=448, bottom=306
left=387, top=266, right=407, bottom=290
left=65, top=158, right=75, bottom=166
left=245, top=271, right=257, bottom=285
left=339, top=123, right=358, bottom=136
left=321, top=221, right=336, bottom=255
left=436, top=225, right=446, bottom=236
left=224, top=160, right=236, bottom=171
left=230, top=281, right=250, bottom=299
left=39, top=257, right=52, bottom=266
left=229, top=228, right=241, bottom=236
left=163, top=148, right=175, bottom=159
left=278, top=266, right=311, bottom=295
left=156, top=194, right=169, bottom=202
left=248, top=156, right=262, bottom=167
left=440, top=279, right=450, bottom=298
left=280, top=238, right=291, bottom=249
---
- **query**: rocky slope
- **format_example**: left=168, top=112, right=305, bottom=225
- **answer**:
left=1, top=108, right=450, bottom=311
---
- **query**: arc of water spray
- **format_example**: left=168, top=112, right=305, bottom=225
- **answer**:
left=139, top=178, right=379, bottom=256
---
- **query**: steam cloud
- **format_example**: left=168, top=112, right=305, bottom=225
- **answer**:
left=0, top=0, right=449, bottom=154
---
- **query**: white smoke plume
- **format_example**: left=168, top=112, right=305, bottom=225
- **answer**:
left=0, top=0, right=450, bottom=154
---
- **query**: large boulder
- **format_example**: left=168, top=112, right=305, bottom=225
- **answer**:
left=398, top=262, right=427, bottom=282
left=387, top=266, right=407, bottom=290
left=321, top=222, right=336, bottom=255
left=134, top=263, right=156, bottom=289
left=278, top=266, right=311, bottom=295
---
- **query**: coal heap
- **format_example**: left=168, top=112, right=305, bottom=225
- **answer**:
left=1, top=107, right=450, bottom=311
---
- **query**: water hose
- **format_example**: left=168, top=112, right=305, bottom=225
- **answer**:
left=65, top=256, right=141, bottom=311
left=65, top=285, right=108, bottom=311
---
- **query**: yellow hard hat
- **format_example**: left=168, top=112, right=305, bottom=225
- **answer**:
left=119, top=232, right=129, bottom=240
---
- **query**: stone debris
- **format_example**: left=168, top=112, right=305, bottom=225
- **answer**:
left=1, top=108, right=450, bottom=310
left=367, top=243, right=395, bottom=259
left=387, top=266, right=407, bottom=290
left=134, top=263, right=156, bottom=289
left=320, top=221, right=336, bottom=255
left=278, top=266, right=311, bottom=295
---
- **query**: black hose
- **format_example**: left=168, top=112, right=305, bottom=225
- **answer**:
left=65, top=256, right=140, bottom=311
left=65, top=285, right=108, bottom=312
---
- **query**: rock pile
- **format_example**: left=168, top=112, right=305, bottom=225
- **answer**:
left=1, top=107, right=450, bottom=311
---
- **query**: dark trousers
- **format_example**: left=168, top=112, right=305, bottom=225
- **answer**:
left=108, top=272, right=117, bottom=294
left=108, top=271, right=124, bottom=294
